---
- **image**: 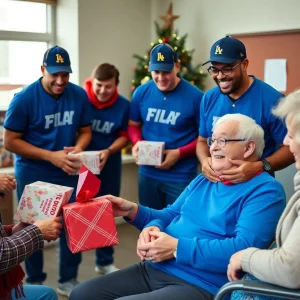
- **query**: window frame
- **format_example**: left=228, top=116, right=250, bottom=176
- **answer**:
left=0, top=4, right=56, bottom=44
left=0, top=3, right=56, bottom=108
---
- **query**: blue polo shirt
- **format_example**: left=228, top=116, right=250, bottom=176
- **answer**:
left=86, top=95, right=130, bottom=151
left=130, top=79, right=203, bottom=182
left=4, top=78, right=91, bottom=178
left=199, top=76, right=286, bottom=158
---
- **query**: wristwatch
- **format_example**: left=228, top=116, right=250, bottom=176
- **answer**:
left=261, top=158, right=272, bottom=173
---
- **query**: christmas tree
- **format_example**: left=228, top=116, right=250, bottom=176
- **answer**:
left=130, top=3, right=207, bottom=95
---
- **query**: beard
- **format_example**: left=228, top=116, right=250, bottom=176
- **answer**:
left=217, top=82, right=240, bottom=95
left=214, top=72, right=244, bottom=96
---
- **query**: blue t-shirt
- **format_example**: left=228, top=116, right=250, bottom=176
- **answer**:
left=4, top=78, right=92, bottom=178
left=130, top=79, right=203, bottom=182
left=86, top=95, right=130, bottom=151
left=199, top=76, right=286, bottom=158
left=130, top=172, right=285, bottom=295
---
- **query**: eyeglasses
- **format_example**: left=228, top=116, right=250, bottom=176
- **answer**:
left=207, top=61, right=242, bottom=76
left=207, top=137, right=246, bottom=148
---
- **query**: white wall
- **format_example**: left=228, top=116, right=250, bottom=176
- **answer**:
left=77, top=0, right=152, bottom=99
left=56, top=0, right=80, bottom=84
left=57, top=0, right=300, bottom=92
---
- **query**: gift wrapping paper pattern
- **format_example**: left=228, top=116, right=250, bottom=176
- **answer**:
left=14, top=181, right=74, bottom=224
left=63, top=197, right=119, bottom=253
left=137, top=141, right=165, bottom=166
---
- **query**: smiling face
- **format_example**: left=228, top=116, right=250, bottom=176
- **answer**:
left=284, top=119, right=300, bottom=170
left=151, top=63, right=180, bottom=92
left=210, top=121, right=248, bottom=174
left=211, top=59, right=248, bottom=96
left=41, top=66, right=69, bottom=97
left=92, top=77, right=117, bottom=103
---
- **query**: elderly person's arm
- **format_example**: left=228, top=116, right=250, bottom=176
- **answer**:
left=228, top=198, right=300, bottom=289
left=0, top=224, right=43, bottom=275
left=106, top=182, right=189, bottom=231
left=0, top=217, right=63, bottom=275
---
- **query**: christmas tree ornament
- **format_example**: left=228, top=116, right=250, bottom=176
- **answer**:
left=160, top=3, right=179, bottom=29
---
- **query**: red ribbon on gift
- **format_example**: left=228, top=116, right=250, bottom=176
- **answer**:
left=63, top=164, right=118, bottom=254
left=76, top=164, right=101, bottom=202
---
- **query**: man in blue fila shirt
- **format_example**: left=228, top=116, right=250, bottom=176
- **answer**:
left=128, top=43, right=204, bottom=209
left=3, top=46, right=92, bottom=296
left=83, top=63, right=130, bottom=276
left=197, top=36, right=294, bottom=184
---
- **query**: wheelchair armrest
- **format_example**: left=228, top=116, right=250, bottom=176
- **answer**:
left=214, top=279, right=300, bottom=300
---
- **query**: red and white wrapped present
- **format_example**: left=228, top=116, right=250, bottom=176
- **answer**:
left=63, top=165, right=119, bottom=253
left=68, top=151, right=100, bottom=174
left=14, top=181, right=73, bottom=224
left=137, top=141, right=165, bottom=166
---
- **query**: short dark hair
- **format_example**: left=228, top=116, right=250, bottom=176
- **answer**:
left=92, top=63, right=120, bottom=85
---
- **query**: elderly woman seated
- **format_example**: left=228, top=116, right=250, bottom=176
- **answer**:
left=227, top=90, right=300, bottom=299
left=70, top=113, right=286, bottom=300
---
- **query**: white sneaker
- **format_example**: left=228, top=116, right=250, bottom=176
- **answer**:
left=95, top=264, right=119, bottom=275
left=57, top=278, right=79, bottom=297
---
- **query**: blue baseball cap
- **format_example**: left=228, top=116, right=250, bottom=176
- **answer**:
left=202, top=36, right=246, bottom=65
left=148, top=43, right=178, bottom=72
left=43, top=45, right=72, bottom=74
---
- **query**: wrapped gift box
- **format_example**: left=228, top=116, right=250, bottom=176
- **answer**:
left=63, top=165, right=119, bottom=253
left=63, top=197, right=119, bottom=253
left=137, top=141, right=165, bottom=166
left=14, top=181, right=73, bottom=224
left=68, top=151, right=100, bottom=174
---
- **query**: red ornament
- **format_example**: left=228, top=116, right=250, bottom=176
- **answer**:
left=162, top=38, right=169, bottom=43
left=131, top=86, right=135, bottom=91
left=132, top=67, right=137, bottom=71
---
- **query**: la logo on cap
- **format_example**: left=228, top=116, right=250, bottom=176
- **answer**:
left=215, top=45, right=223, bottom=55
left=56, top=54, right=64, bottom=64
left=240, top=52, right=244, bottom=57
left=157, top=52, right=165, bottom=61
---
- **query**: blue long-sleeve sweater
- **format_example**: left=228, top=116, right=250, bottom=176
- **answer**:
left=129, top=172, right=285, bottom=295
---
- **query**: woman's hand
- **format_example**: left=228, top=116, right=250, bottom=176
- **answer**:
left=227, top=250, right=246, bottom=281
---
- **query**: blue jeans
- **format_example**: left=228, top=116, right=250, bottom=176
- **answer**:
left=11, top=285, right=58, bottom=300
left=95, top=154, right=121, bottom=266
left=16, top=174, right=81, bottom=284
left=138, top=174, right=191, bottom=209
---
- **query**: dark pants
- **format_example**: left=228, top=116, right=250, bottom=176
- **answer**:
left=16, top=174, right=81, bottom=284
left=69, top=262, right=213, bottom=300
left=138, top=174, right=190, bottom=209
left=95, top=154, right=121, bottom=266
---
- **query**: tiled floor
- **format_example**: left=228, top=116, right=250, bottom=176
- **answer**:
left=42, top=223, right=140, bottom=300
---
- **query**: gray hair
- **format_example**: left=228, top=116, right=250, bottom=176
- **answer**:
left=215, top=114, right=265, bottom=158
left=273, top=90, right=300, bottom=142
